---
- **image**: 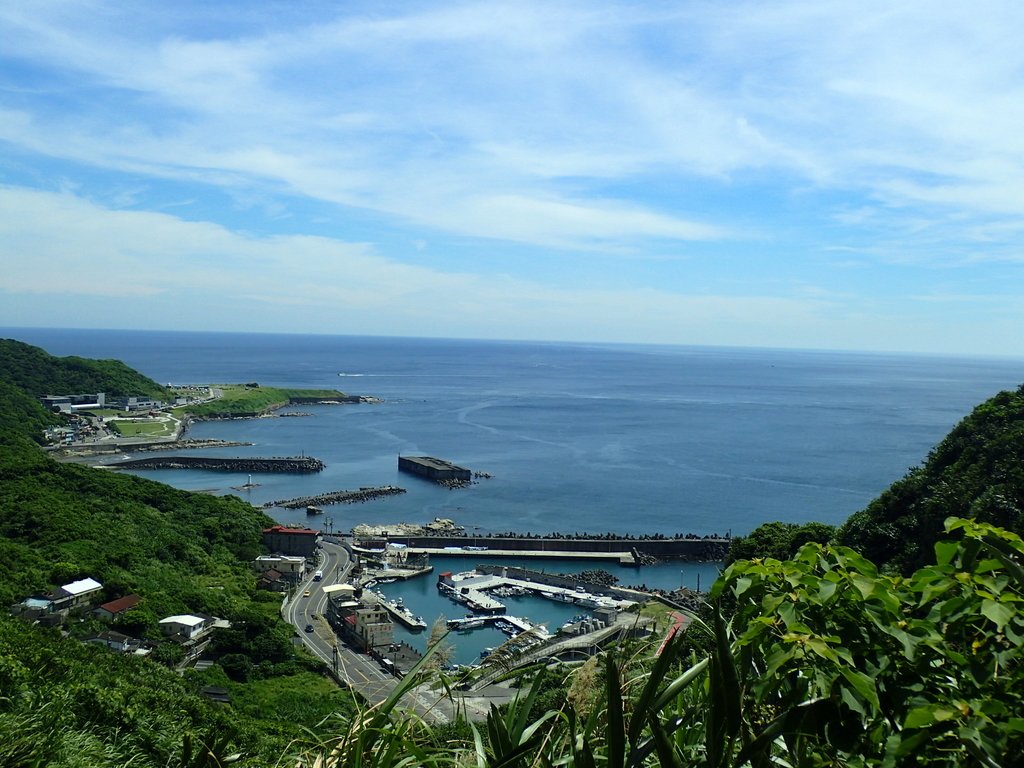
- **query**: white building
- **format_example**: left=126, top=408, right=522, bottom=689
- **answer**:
left=159, top=614, right=212, bottom=640
left=56, top=577, right=102, bottom=607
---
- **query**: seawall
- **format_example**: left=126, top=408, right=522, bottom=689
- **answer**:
left=363, top=534, right=730, bottom=561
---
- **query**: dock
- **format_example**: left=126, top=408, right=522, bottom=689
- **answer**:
left=372, top=594, right=428, bottom=631
left=437, top=570, right=637, bottom=616
left=445, top=614, right=548, bottom=640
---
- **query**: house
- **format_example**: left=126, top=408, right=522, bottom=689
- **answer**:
left=55, top=577, right=102, bottom=608
left=94, top=594, right=142, bottom=620
left=254, top=555, right=305, bottom=580
left=262, top=525, right=319, bottom=558
left=159, top=614, right=213, bottom=641
left=256, top=568, right=287, bottom=592
left=85, top=630, right=135, bottom=653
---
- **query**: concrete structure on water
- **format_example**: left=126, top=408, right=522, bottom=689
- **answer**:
left=398, top=455, right=471, bottom=483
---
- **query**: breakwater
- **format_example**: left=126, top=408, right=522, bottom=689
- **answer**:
left=112, top=455, right=325, bottom=473
left=362, top=533, right=730, bottom=561
left=264, top=485, right=407, bottom=509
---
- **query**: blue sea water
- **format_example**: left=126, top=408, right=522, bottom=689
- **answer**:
left=7, top=328, right=1024, bottom=662
left=9, top=327, right=1024, bottom=538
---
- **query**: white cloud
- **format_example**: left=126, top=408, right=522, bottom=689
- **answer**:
left=2, top=2, right=1024, bottom=353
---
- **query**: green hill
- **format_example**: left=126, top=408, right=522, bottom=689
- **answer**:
left=838, top=384, right=1024, bottom=572
left=0, top=337, right=168, bottom=400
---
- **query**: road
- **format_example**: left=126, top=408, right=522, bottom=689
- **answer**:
left=282, top=540, right=453, bottom=722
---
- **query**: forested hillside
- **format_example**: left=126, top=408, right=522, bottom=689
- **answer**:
left=0, top=337, right=168, bottom=400
left=838, top=385, right=1024, bottom=572
left=0, top=341, right=358, bottom=765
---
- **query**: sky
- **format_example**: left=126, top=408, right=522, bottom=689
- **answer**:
left=1, top=1, right=1023, bottom=355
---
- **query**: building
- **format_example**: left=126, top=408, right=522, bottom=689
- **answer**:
left=254, top=555, right=305, bottom=580
left=85, top=630, right=135, bottom=653
left=112, top=396, right=164, bottom=412
left=39, top=393, right=106, bottom=413
left=55, top=577, right=102, bottom=608
left=262, top=525, right=319, bottom=558
left=159, top=614, right=213, bottom=641
left=327, top=590, right=393, bottom=652
left=256, top=568, right=287, bottom=592
left=94, top=594, right=142, bottom=621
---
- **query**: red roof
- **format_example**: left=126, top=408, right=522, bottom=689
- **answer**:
left=263, top=525, right=319, bottom=536
left=97, top=594, right=142, bottom=615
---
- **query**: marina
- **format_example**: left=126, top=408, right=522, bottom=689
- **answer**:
left=437, top=569, right=638, bottom=616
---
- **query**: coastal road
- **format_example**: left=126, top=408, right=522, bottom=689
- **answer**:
left=283, top=540, right=452, bottom=722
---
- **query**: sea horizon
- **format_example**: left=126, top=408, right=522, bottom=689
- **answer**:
left=5, top=324, right=1024, bottom=364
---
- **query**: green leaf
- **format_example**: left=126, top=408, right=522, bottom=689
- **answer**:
left=934, top=539, right=959, bottom=567
left=903, top=704, right=959, bottom=730
left=980, top=599, right=1014, bottom=631
left=839, top=667, right=880, bottom=712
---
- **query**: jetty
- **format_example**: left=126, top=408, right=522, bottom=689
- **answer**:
left=112, top=455, right=325, bottom=473
left=263, top=485, right=406, bottom=509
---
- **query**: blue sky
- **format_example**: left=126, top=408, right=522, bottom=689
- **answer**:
left=1, top=1, right=1023, bottom=355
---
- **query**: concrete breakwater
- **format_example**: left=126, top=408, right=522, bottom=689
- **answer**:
left=368, top=534, right=730, bottom=561
left=263, top=485, right=407, bottom=509
left=112, top=455, right=325, bottom=473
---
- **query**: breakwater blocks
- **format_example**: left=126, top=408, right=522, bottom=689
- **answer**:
left=398, top=456, right=471, bottom=483
left=114, top=455, right=325, bottom=473
left=263, top=485, right=407, bottom=509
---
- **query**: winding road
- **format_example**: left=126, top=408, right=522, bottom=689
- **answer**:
left=282, top=539, right=453, bottom=722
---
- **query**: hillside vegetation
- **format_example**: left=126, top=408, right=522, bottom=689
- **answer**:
left=838, top=384, right=1024, bottom=572
left=0, top=337, right=168, bottom=400
left=0, top=341, right=358, bottom=765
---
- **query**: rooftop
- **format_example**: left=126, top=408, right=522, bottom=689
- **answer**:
left=60, top=577, right=102, bottom=595
left=97, top=594, right=142, bottom=614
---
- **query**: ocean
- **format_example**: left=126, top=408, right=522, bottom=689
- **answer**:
left=8, top=327, right=1023, bottom=662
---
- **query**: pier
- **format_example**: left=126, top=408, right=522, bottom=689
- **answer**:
left=112, top=455, right=325, bottom=473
